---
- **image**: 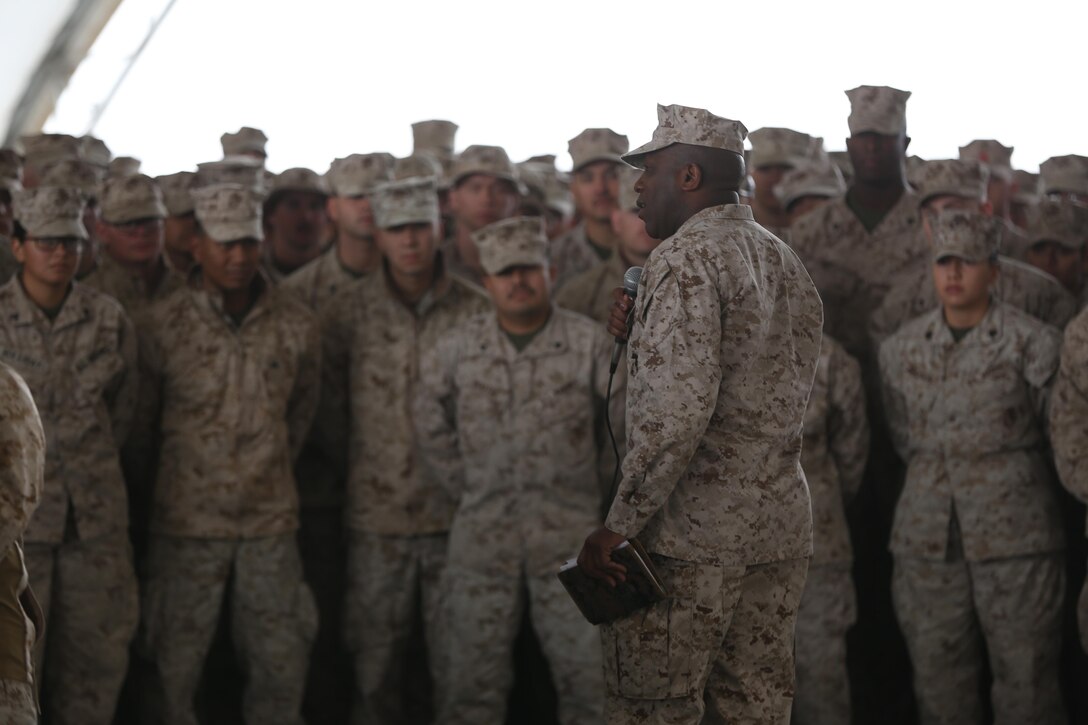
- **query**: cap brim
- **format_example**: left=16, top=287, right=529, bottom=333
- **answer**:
left=620, top=140, right=675, bottom=170
left=481, top=254, right=549, bottom=276
left=451, top=170, right=519, bottom=188
left=204, top=221, right=263, bottom=243
left=572, top=155, right=625, bottom=172
left=30, top=218, right=88, bottom=240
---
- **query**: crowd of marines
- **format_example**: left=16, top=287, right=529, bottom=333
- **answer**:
left=0, top=81, right=1085, bottom=725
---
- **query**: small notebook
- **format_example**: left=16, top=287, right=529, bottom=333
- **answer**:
left=557, top=538, right=668, bottom=625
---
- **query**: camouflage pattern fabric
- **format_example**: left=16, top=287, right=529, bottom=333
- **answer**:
left=879, top=303, right=1064, bottom=561
left=793, top=563, right=855, bottom=725
left=25, top=533, right=137, bottom=723
left=607, top=203, right=823, bottom=566
left=892, top=550, right=1066, bottom=725
left=602, top=556, right=808, bottom=725
left=142, top=534, right=317, bottom=725
left=0, top=679, right=36, bottom=725
left=343, top=531, right=447, bottom=725
left=141, top=276, right=320, bottom=538
left=551, top=221, right=610, bottom=291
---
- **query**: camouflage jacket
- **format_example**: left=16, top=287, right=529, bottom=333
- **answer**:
left=0, top=280, right=137, bottom=544
left=0, top=362, right=44, bottom=552
left=320, top=267, right=489, bottom=535
left=284, top=243, right=367, bottom=312
left=606, top=203, right=823, bottom=566
left=879, top=302, right=1064, bottom=561
left=869, top=255, right=1076, bottom=346
left=555, top=250, right=628, bottom=325
left=803, top=336, right=869, bottom=566
left=552, top=221, right=611, bottom=291
left=142, top=274, right=320, bottom=538
left=789, top=190, right=924, bottom=367
left=414, top=307, right=615, bottom=575
left=1050, top=307, right=1088, bottom=529
left=82, top=253, right=185, bottom=318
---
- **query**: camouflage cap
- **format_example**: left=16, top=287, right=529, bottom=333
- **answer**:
left=623, top=104, right=747, bottom=169
left=846, top=85, right=910, bottom=135
left=98, top=174, right=167, bottom=224
left=527, top=154, right=557, bottom=166
left=192, top=183, right=264, bottom=243
left=270, top=167, right=329, bottom=196
left=14, top=186, right=88, bottom=240
left=371, top=178, right=440, bottom=229
left=748, top=127, right=814, bottom=169
left=1012, top=170, right=1041, bottom=205
left=393, top=153, right=444, bottom=184
left=195, top=157, right=265, bottom=193
left=773, top=163, right=846, bottom=210
left=473, top=216, right=548, bottom=275
left=156, top=172, right=197, bottom=216
left=517, top=160, right=573, bottom=217
left=568, top=128, right=629, bottom=171
left=958, top=140, right=1013, bottom=181
left=221, top=127, right=268, bottom=157
left=20, top=133, right=82, bottom=171
left=40, top=159, right=102, bottom=198
left=108, top=156, right=141, bottom=178
left=913, top=159, right=989, bottom=205
left=80, top=135, right=111, bottom=169
left=411, top=120, right=458, bottom=159
left=929, top=209, right=1002, bottom=262
left=1040, top=155, right=1088, bottom=197
left=0, top=149, right=23, bottom=193
left=450, top=145, right=518, bottom=188
left=1026, top=199, right=1088, bottom=249
left=326, top=153, right=395, bottom=197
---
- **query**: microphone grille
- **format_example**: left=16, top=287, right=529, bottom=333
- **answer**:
left=623, top=266, right=643, bottom=296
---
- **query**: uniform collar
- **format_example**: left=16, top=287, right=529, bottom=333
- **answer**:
left=674, top=203, right=754, bottom=238
left=188, top=267, right=271, bottom=328
left=921, top=299, right=1003, bottom=347
left=475, top=305, right=569, bottom=360
left=5, top=276, right=91, bottom=332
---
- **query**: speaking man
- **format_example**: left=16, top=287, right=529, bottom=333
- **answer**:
left=578, top=104, right=824, bottom=724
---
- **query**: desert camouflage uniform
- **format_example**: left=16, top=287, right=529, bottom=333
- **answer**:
left=789, top=190, right=924, bottom=367
left=0, top=279, right=139, bottom=724
left=1050, top=307, right=1088, bottom=652
left=415, top=307, right=615, bottom=725
left=438, top=237, right=485, bottom=292
left=552, top=221, right=611, bottom=290
left=870, top=252, right=1076, bottom=345
left=0, top=363, right=45, bottom=725
left=879, top=302, right=1066, bottom=725
left=140, top=274, right=320, bottom=725
left=794, top=335, right=868, bottom=725
left=82, top=252, right=184, bottom=315
left=319, top=264, right=487, bottom=724
left=604, top=203, right=822, bottom=725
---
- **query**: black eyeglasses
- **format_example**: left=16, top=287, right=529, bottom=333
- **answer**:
left=30, top=238, right=84, bottom=253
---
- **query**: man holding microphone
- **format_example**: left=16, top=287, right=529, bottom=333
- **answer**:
left=578, top=103, right=824, bottom=725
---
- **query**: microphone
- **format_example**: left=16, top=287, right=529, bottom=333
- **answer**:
left=610, top=266, right=643, bottom=374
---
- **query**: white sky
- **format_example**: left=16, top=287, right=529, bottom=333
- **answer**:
left=29, top=0, right=1088, bottom=175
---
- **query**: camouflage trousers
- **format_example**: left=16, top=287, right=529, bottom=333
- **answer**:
left=892, top=552, right=1066, bottom=725
left=441, top=565, right=603, bottom=725
left=143, top=534, right=318, bottom=725
left=0, top=679, right=36, bottom=725
left=602, top=555, right=808, bottom=725
left=344, top=531, right=446, bottom=725
left=24, top=532, right=138, bottom=725
left=793, top=562, right=855, bottom=725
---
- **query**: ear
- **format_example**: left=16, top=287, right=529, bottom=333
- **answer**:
left=678, top=162, right=702, bottom=192
left=10, top=237, right=25, bottom=265
left=548, top=263, right=558, bottom=285
left=325, top=196, right=339, bottom=223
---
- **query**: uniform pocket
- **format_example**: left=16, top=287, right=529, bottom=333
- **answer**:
left=601, top=558, right=704, bottom=700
